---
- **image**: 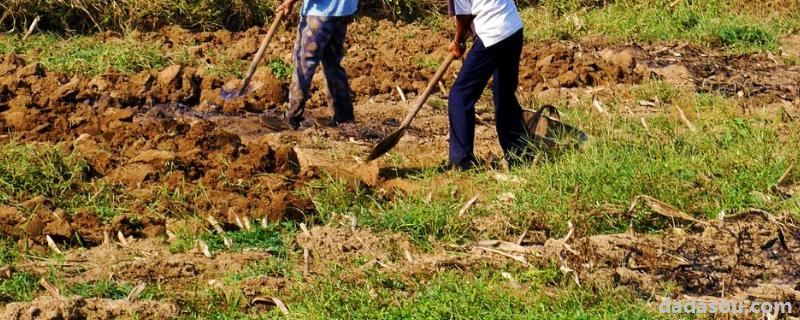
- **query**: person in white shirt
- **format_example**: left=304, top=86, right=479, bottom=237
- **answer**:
left=447, top=0, right=527, bottom=169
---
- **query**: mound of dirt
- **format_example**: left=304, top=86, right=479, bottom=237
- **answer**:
left=643, top=43, right=800, bottom=103
left=0, top=53, right=286, bottom=140
left=18, top=239, right=271, bottom=290
left=1, top=296, right=178, bottom=320
left=550, top=211, right=800, bottom=302
left=521, top=44, right=650, bottom=92
left=2, top=207, right=106, bottom=250
left=0, top=55, right=313, bottom=252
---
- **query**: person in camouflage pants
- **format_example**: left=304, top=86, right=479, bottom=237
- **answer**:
left=278, top=0, right=357, bottom=129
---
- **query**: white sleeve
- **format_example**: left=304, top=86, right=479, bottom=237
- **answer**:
left=453, top=0, right=472, bottom=15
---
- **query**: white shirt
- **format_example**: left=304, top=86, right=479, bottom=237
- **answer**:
left=451, top=0, right=523, bottom=47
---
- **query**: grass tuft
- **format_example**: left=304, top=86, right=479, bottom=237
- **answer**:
left=0, top=272, right=39, bottom=303
left=307, top=83, right=799, bottom=240
left=0, top=142, right=126, bottom=222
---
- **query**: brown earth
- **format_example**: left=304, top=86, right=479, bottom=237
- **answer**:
left=2, top=21, right=800, bottom=318
left=2, top=297, right=178, bottom=320
left=10, top=211, right=797, bottom=318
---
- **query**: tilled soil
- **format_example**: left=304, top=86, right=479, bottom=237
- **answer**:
left=2, top=22, right=800, bottom=318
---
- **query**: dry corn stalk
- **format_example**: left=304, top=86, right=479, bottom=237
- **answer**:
left=22, top=15, right=40, bottom=42
left=629, top=195, right=709, bottom=227
left=396, top=86, right=406, bottom=102
left=127, top=283, right=147, bottom=302
left=458, top=196, right=479, bottom=216
left=198, top=240, right=212, bottom=258
left=45, top=235, right=62, bottom=254
left=117, top=231, right=129, bottom=246
left=234, top=215, right=244, bottom=230
left=39, top=278, right=60, bottom=298
left=303, top=248, right=311, bottom=277
left=206, top=216, right=225, bottom=234
left=299, top=223, right=311, bottom=237
left=223, top=237, right=233, bottom=249
left=675, top=105, right=697, bottom=132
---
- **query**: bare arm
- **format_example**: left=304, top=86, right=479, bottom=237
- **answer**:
left=454, top=15, right=474, bottom=44
left=449, top=15, right=474, bottom=58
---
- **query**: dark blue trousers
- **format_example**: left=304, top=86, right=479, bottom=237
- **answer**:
left=448, top=29, right=526, bottom=168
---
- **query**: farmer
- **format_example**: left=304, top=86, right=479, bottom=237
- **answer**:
left=447, top=0, right=527, bottom=169
left=276, top=0, right=357, bottom=129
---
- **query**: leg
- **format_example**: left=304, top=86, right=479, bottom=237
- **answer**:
left=491, top=30, right=527, bottom=158
left=286, top=16, right=333, bottom=128
left=321, top=17, right=355, bottom=123
left=448, top=38, right=496, bottom=169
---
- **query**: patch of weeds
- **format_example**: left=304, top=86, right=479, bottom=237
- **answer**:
left=414, top=57, right=440, bottom=71
left=226, top=258, right=294, bottom=283
left=716, top=24, right=776, bottom=49
left=0, top=272, right=39, bottom=303
left=288, top=270, right=662, bottom=319
left=784, top=55, right=800, bottom=66
left=0, top=142, right=87, bottom=202
left=420, top=14, right=444, bottom=31
left=178, top=288, right=253, bottom=320
left=0, top=142, right=126, bottom=221
left=306, top=176, right=469, bottom=246
left=313, top=88, right=796, bottom=239
left=147, top=182, right=211, bottom=219
left=201, top=223, right=289, bottom=256
left=377, top=0, right=421, bottom=20
left=521, top=0, right=794, bottom=51
left=167, top=218, right=207, bottom=254
left=63, top=279, right=164, bottom=301
left=267, top=58, right=292, bottom=81
left=304, top=177, right=371, bottom=223
left=0, top=238, right=18, bottom=265
left=631, top=81, right=681, bottom=104
left=37, top=36, right=167, bottom=76
left=427, top=97, right=447, bottom=111
left=66, top=280, right=132, bottom=300
left=206, top=51, right=247, bottom=78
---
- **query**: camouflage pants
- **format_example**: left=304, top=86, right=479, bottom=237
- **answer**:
left=286, top=15, right=354, bottom=125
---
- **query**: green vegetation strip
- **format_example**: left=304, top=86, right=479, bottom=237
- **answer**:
left=1, top=1, right=797, bottom=79
left=308, top=82, right=799, bottom=244
left=0, top=142, right=126, bottom=222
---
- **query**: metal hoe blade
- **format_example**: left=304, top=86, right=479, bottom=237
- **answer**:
left=366, top=54, right=455, bottom=162
left=366, top=128, right=406, bottom=161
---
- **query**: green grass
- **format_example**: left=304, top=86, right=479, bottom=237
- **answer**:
left=203, top=225, right=288, bottom=255
left=0, top=142, right=126, bottom=222
left=268, top=58, right=293, bottom=81
left=225, top=258, right=295, bottom=283
left=0, top=34, right=168, bottom=76
left=205, top=50, right=248, bottom=79
left=0, top=272, right=39, bottom=303
left=176, top=265, right=665, bottom=319
left=63, top=280, right=164, bottom=300
left=414, top=57, right=441, bottom=71
left=169, top=220, right=292, bottom=256
left=0, top=238, right=18, bottom=266
left=66, top=280, right=133, bottom=300
left=286, top=269, right=664, bottom=319
left=521, top=0, right=798, bottom=52
left=307, top=82, right=799, bottom=241
left=2, top=0, right=281, bottom=33
left=2, top=1, right=797, bottom=81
